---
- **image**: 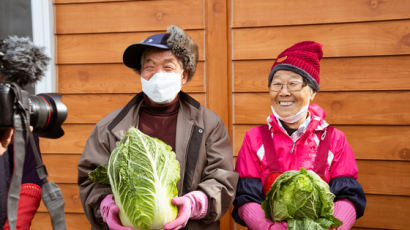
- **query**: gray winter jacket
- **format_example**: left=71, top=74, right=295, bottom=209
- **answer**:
left=78, top=92, right=239, bottom=230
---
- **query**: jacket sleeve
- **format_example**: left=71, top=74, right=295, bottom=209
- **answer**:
left=235, top=130, right=263, bottom=179
left=232, top=178, right=264, bottom=226
left=3, top=183, right=42, bottom=230
left=329, top=129, right=366, bottom=219
left=329, top=129, right=358, bottom=179
left=330, top=177, right=366, bottom=219
left=78, top=125, right=112, bottom=230
left=232, top=130, right=265, bottom=226
left=196, top=118, right=239, bottom=223
left=22, top=135, right=42, bottom=186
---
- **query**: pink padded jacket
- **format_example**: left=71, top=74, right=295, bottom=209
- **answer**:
left=236, top=104, right=358, bottom=186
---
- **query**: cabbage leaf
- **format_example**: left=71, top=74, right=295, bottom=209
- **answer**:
left=90, top=128, right=180, bottom=229
left=88, top=165, right=110, bottom=185
left=261, top=168, right=343, bottom=230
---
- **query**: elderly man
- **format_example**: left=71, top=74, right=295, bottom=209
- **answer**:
left=78, top=25, right=238, bottom=230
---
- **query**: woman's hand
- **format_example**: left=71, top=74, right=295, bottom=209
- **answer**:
left=238, top=202, right=288, bottom=230
left=1, top=128, right=13, bottom=155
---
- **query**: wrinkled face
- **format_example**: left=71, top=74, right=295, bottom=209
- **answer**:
left=140, top=49, right=188, bottom=85
left=269, top=70, right=316, bottom=118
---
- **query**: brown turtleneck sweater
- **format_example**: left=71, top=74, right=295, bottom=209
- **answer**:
left=138, top=94, right=179, bottom=150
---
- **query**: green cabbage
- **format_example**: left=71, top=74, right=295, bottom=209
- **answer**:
left=261, top=168, right=343, bottom=230
left=89, top=128, right=180, bottom=229
left=89, top=165, right=110, bottom=185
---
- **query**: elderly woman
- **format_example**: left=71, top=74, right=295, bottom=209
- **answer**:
left=232, top=41, right=366, bottom=230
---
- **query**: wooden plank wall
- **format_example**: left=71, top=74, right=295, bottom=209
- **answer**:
left=33, top=0, right=232, bottom=229
left=32, top=0, right=410, bottom=229
left=231, top=0, right=410, bottom=230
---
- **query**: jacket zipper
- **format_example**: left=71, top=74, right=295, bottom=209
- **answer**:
left=274, top=125, right=297, bottom=154
left=290, top=141, right=296, bottom=154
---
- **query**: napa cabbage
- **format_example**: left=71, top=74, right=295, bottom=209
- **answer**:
left=261, top=168, right=343, bottom=230
left=89, top=128, right=180, bottom=230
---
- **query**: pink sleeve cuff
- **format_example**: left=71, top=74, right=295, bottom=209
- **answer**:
left=184, top=190, right=208, bottom=219
left=333, top=199, right=356, bottom=230
left=238, top=202, right=287, bottom=230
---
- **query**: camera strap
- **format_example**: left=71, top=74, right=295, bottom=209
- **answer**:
left=28, top=132, right=67, bottom=230
left=6, top=113, right=27, bottom=230
left=6, top=83, right=67, bottom=230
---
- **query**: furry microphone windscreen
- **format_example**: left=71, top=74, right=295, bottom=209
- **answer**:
left=0, top=36, right=50, bottom=87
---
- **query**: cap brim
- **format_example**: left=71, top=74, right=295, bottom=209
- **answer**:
left=123, top=43, right=169, bottom=69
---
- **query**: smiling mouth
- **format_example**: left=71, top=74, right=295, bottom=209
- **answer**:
left=279, top=101, right=293, bottom=106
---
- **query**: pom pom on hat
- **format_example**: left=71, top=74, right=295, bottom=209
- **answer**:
left=268, top=41, right=323, bottom=92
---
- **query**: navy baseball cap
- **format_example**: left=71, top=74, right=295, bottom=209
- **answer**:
left=123, top=33, right=170, bottom=70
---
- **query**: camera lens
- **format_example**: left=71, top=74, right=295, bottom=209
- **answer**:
left=29, top=93, right=67, bottom=138
left=0, top=83, right=14, bottom=128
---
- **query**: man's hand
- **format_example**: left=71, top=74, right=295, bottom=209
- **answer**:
left=164, top=196, right=192, bottom=230
left=1, top=128, right=13, bottom=155
left=100, top=194, right=133, bottom=230
left=164, top=191, right=208, bottom=230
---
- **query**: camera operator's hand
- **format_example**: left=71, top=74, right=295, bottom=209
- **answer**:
left=1, top=128, right=14, bottom=155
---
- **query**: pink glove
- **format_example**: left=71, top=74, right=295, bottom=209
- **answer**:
left=100, top=194, right=133, bottom=230
left=331, top=199, right=356, bottom=230
left=164, top=191, right=208, bottom=230
left=238, top=202, right=288, bottom=230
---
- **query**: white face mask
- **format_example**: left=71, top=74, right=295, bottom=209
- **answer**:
left=271, top=104, right=309, bottom=124
left=141, top=71, right=183, bottom=104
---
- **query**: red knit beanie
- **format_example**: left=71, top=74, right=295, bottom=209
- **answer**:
left=268, top=41, right=323, bottom=92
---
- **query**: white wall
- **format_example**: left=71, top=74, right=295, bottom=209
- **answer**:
left=31, top=0, right=56, bottom=94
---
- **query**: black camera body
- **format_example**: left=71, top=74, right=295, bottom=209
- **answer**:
left=0, top=82, right=67, bottom=138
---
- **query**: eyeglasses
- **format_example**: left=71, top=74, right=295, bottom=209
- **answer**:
left=269, top=81, right=307, bottom=92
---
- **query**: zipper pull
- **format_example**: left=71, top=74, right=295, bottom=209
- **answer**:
left=321, top=128, right=327, bottom=141
left=290, top=141, right=296, bottom=154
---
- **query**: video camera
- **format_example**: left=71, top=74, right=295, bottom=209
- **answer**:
left=0, top=82, right=67, bottom=138
left=0, top=36, right=67, bottom=138
left=1, top=36, right=68, bottom=230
